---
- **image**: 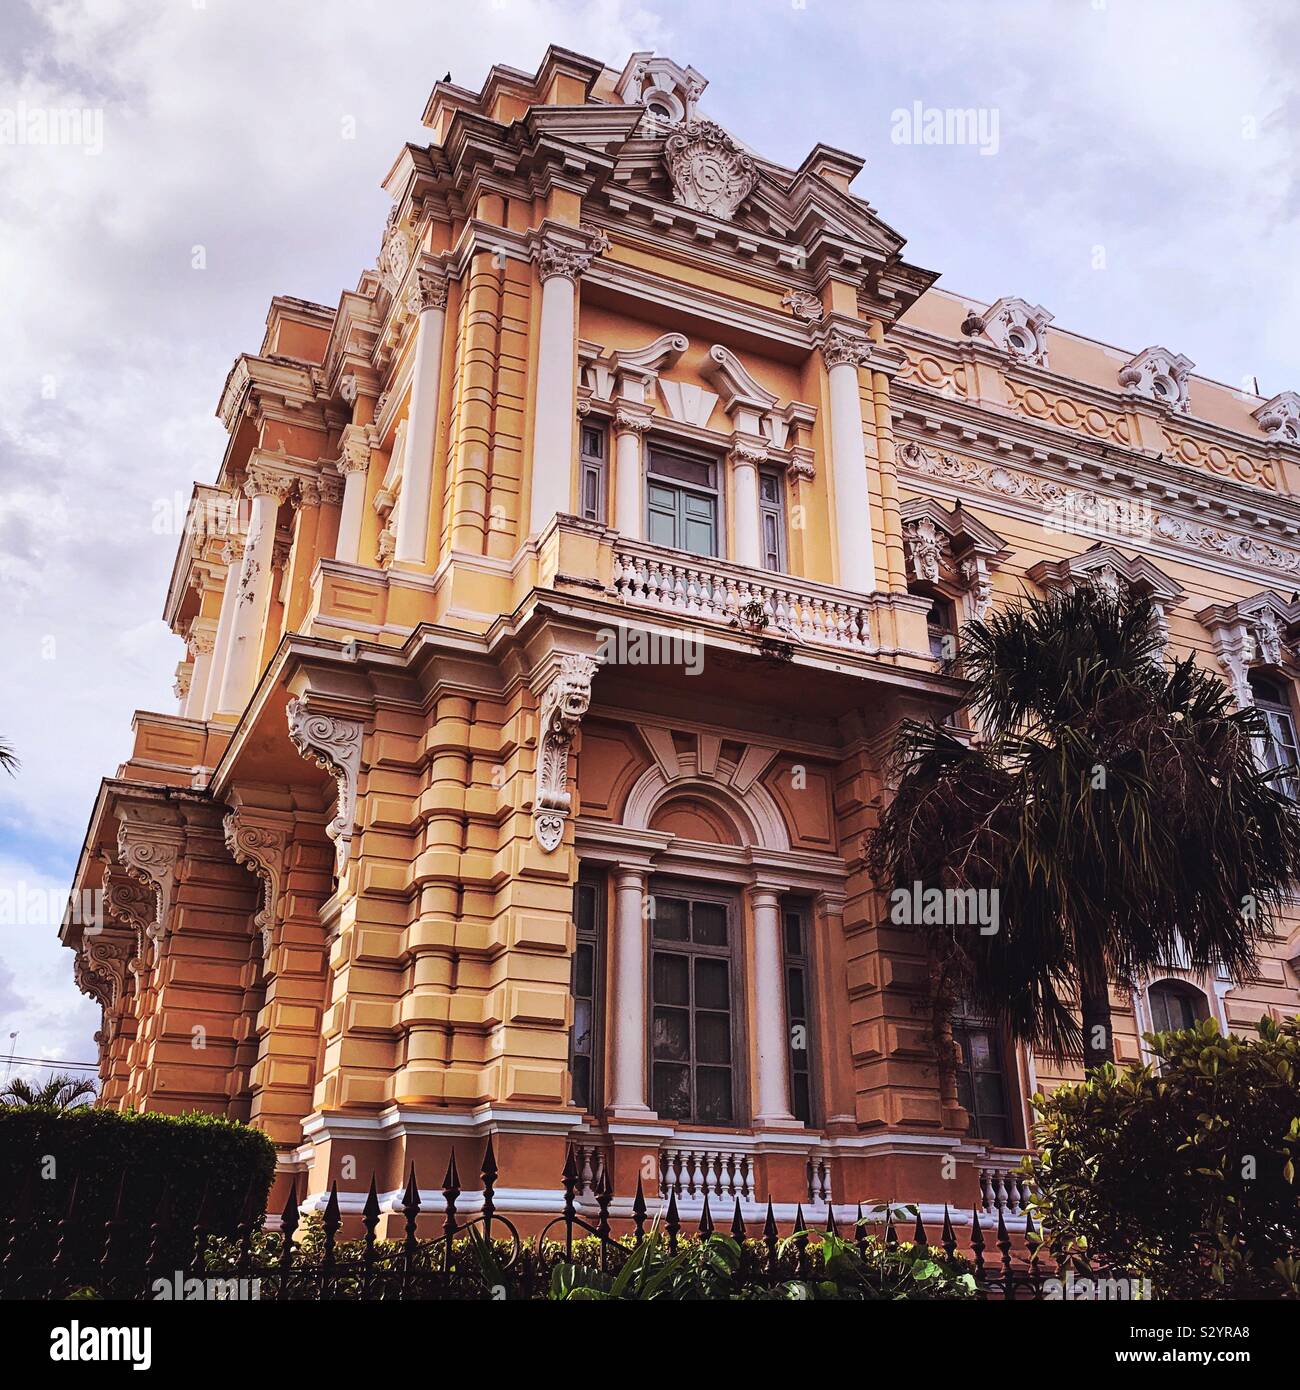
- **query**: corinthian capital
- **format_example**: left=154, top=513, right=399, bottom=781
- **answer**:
left=243, top=461, right=297, bottom=503
left=819, top=327, right=872, bottom=371
left=336, top=423, right=371, bottom=477
left=613, top=407, right=653, bottom=436
left=534, top=230, right=606, bottom=284
left=405, top=265, right=448, bottom=316
left=727, top=440, right=769, bottom=469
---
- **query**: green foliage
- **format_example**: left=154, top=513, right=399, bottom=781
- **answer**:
left=1027, top=1016, right=1300, bottom=1298
left=868, top=586, right=1300, bottom=1061
left=199, top=1220, right=976, bottom=1301
left=0, top=1107, right=276, bottom=1274
left=546, top=1229, right=976, bottom=1302
left=0, top=1072, right=98, bottom=1110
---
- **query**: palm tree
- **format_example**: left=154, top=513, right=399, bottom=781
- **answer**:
left=0, top=738, right=16, bottom=775
left=868, top=584, right=1300, bottom=1068
left=0, top=1072, right=98, bottom=1109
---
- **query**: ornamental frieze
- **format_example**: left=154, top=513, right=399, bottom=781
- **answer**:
left=1161, top=426, right=1278, bottom=491
left=896, top=438, right=1300, bottom=583
left=1004, top=379, right=1132, bottom=446
left=897, top=349, right=968, bottom=398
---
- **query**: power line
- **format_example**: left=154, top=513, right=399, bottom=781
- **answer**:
left=3, top=1054, right=100, bottom=1071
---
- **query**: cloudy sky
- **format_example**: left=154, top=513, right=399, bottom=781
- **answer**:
left=1, top=0, right=1297, bottom=1084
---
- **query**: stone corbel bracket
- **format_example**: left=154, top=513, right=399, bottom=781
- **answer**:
left=286, top=697, right=364, bottom=876
left=73, top=928, right=135, bottom=1039
left=532, top=654, right=599, bottom=852
left=223, top=809, right=288, bottom=956
left=100, top=866, right=156, bottom=977
left=114, top=805, right=185, bottom=962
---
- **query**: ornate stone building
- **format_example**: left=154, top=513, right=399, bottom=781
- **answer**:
left=62, top=48, right=1300, bottom=1229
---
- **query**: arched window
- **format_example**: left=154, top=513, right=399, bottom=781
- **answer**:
left=1147, top=979, right=1209, bottom=1035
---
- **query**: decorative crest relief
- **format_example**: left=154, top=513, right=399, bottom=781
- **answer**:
left=533, top=654, right=599, bottom=852
left=663, top=120, right=758, bottom=222
left=378, top=206, right=414, bottom=295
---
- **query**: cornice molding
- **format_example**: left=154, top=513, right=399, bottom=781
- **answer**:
left=894, top=434, right=1300, bottom=591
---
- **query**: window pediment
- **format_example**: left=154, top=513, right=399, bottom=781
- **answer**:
left=1197, top=591, right=1300, bottom=703
left=900, top=498, right=1010, bottom=618
left=1118, top=345, right=1195, bottom=413
left=979, top=296, right=1054, bottom=368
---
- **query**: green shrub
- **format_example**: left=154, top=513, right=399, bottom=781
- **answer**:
left=1027, top=1016, right=1300, bottom=1299
left=0, top=1108, right=276, bottom=1278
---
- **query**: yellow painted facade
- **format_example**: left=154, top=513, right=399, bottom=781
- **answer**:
left=63, top=47, right=1300, bottom=1227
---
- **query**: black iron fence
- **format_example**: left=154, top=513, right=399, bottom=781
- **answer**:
left=1, top=1140, right=1133, bottom=1301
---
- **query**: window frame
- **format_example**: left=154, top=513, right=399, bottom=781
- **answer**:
left=781, top=897, right=815, bottom=1126
left=951, top=1010, right=1016, bottom=1148
left=1250, top=671, right=1300, bottom=798
left=644, top=440, right=722, bottom=560
left=568, top=870, right=606, bottom=1116
left=579, top=421, right=608, bottom=525
left=1146, top=978, right=1209, bottom=1035
left=647, top=880, right=745, bottom=1127
left=758, top=466, right=788, bottom=573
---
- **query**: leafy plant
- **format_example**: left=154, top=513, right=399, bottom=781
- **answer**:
left=0, top=1072, right=98, bottom=1110
left=868, top=585, right=1300, bottom=1066
left=1026, top=1015, right=1300, bottom=1298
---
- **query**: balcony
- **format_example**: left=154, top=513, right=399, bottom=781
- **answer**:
left=610, top=538, right=879, bottom=655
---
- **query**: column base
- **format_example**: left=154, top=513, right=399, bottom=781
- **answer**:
left=606, top=1104, right=658, bottom=1122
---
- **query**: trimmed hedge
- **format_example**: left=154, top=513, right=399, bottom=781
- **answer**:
left=0, top=1108, right=276, bottom=1275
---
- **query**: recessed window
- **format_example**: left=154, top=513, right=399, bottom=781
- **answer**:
left=924, top=595, right=959, bottom=663
left=1147, top=980, right=1208, bottom=1034
left=650, top=891, right=737, bottom=1125
left=952, top=1010, right=1013, bottom=1147
left=782, top=902, right=814, bottom=1124
left=646, top=444, right=719, bottom=559
left=759, top=468, right=787, bottom=573
left=569, top=873, right=604, bottom=1114
left=1007, top=329, right=1028, bottom=353
left=579, top=423, right=608, bottom=524
left=1250, top=672, right=1300, bottom=798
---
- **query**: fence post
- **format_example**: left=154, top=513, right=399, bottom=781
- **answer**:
left=632, top=1175, right=647, bottom=1247
left=278, top=1180, right=299, bottom=1298
left=441, top=1150, right=461, bottom=1278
